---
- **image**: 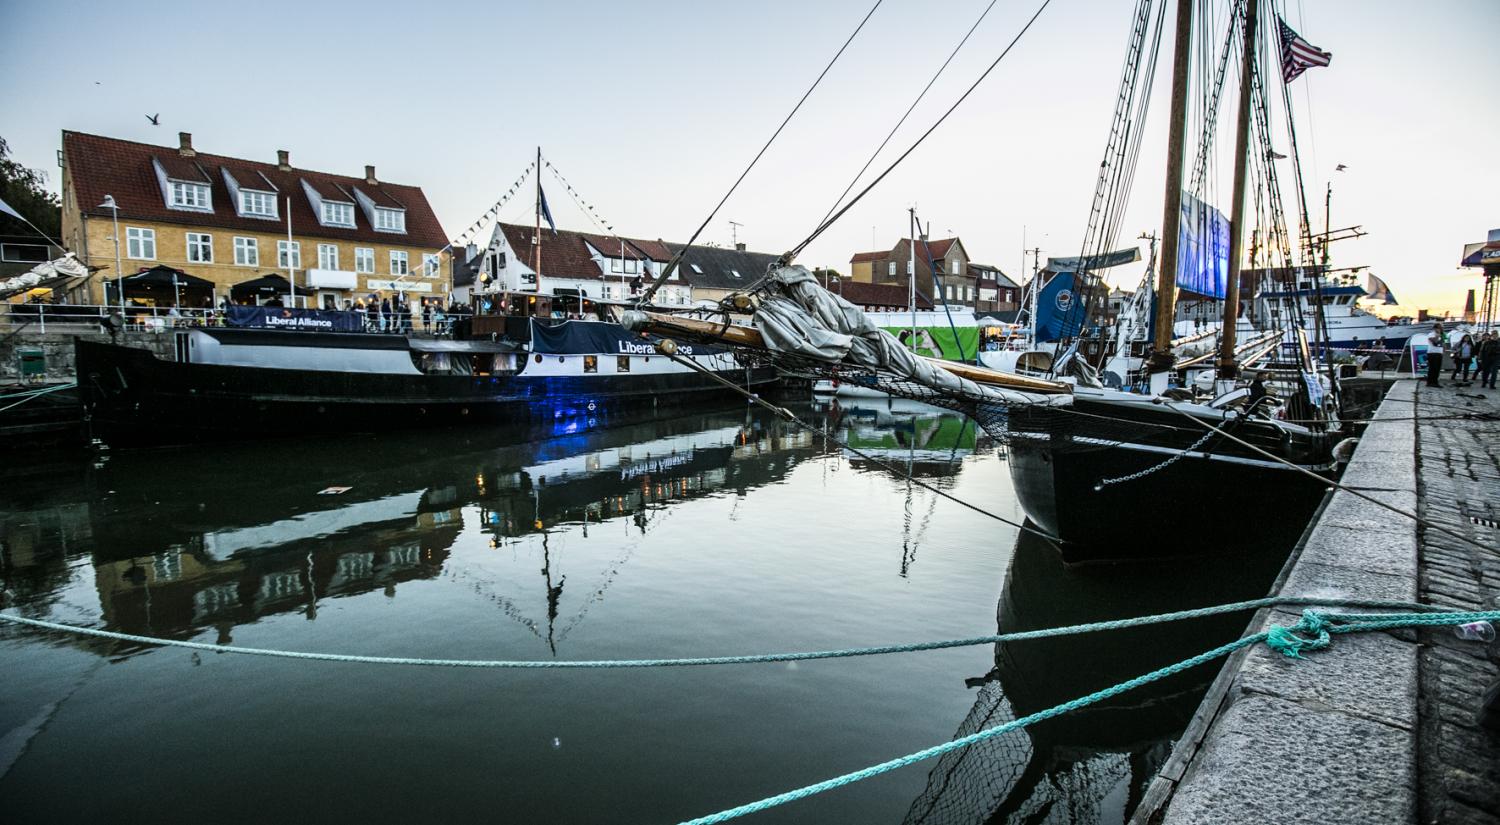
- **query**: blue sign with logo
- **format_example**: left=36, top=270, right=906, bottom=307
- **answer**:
left=1033, top=272, right=1081, bottom=343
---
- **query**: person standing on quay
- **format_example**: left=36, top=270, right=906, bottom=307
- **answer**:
left=1477, top=331, right=1500, bottom=390
left=380, top=297, right=392, bottom=333
left=422, top=299, right=433, bottom=334
left=1426, top=323, right=1446, bottom=388
left=1450, top=333, right=1475, bottom=382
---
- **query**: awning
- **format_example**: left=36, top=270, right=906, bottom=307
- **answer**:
left=123, top=264, right=214, bottom=289
left=231, top=273, right=293, bottom=296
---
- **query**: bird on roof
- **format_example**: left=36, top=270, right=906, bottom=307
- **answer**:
left=146, top=113, right=160, bottom=125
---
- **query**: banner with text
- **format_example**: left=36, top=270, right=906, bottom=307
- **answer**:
left=227, top=306, right=363, bottom=332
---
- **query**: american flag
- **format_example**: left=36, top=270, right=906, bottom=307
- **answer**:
left=1278, top=17, right=1331, bottom=83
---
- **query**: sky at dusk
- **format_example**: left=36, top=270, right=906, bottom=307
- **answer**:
left=3, top=0, right=1496, bottom=314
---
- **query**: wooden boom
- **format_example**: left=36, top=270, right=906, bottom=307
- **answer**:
left=620, top=310, right=1071, bottom=395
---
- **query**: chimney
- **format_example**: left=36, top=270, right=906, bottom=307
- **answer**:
left=735, top=242, right=746, bottom=252
left=178, top=132, right=195, bottom=157
left=365, top=165, right=377, bottom=185
left=277, top=150, right=291, bottom=172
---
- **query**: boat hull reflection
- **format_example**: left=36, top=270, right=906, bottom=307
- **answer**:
left=904, top=523, right=1291, bottom=824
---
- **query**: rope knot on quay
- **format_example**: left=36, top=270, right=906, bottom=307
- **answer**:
left=1265, top=609, right=1333, bottom=658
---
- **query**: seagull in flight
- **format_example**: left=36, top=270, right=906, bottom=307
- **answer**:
left=146, top=113, right=160, bottom=126
left=1335, top=163, right=1347, bottom=172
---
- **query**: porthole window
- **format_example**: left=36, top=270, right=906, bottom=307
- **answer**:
left=584, top=355, right=598, bottom=373
left=534, top=353, right=543, bottom=363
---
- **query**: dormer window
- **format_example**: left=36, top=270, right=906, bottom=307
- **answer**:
left=322, top=201, right=355, bottom=227
left=170, top=181, right=211, bottom=210
left=374, top=207, right=405, bottom=232
left=240, top=190, right=277, bottom=218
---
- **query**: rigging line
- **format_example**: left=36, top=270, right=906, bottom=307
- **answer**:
left=544, top=160, right=613, bottom=236
left=1160, top=400, right=1496, bottom=554
left=638, top=0, right=885, bottom=304
left=1047, top=0, right=1160, bottom=366
left=653, top=345, right=1064, bottom=544
left=913, top=210, right=972, bottom=363
left=807, top=0, right=1002, bottom=249
left=785, top=0, right=1056, bottom=262
left=452, top=161, right=536, bottom=246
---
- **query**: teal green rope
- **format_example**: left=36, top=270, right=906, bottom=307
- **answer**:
left=0, top=596, right=1445, bottom=669
left=679, top=608, right=1500, bottom=825
left=0, top=381, right=76, bottom=413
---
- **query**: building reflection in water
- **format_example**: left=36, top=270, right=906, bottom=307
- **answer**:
left=2, top=401, right=894, bottom=655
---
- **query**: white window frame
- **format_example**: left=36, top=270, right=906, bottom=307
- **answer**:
left=374, top=208, right=406, bottom=232
left=422, top=253, right=440, bottom=277
left=318, top=243, right=339, bottom=271
left=888, top=261, right=896, bottom=277
left=240, top=190, right=277, bottom=218
left=390, top=250, right=409, bottom=276
left=234, top=236, right=259, bottom=267
left=170, top=181, right=211, bottom=210
left=186, top=232, right=213, bottom=263
left=125, top=227, right=156, bottom=260
left=277, top=240, right=301, bottom=269
left=322, top=201, right=355, bottom=227
left=355, top=247, right=375, bottom=274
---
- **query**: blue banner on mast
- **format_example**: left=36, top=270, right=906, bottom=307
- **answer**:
left=1177, top=191, right=1230, bottom=298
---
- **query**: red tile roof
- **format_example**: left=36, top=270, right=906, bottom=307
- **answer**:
left=922, top=237, right=959, bottom=258
left=153, top=154, right=212, bottom=183
left=498, top=222, right=601, bottom=280
left=578, top=233, right=671, bottom=262
left=65, top=131, right=448, bottom=248
left=301, top=178, right=353, bottom=202
left=834, top=279, right=933, bottom=309
left=850, top=250, right=888, bottom=264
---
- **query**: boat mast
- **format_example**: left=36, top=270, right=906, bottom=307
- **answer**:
left=1217, top=0, right=1259, bottom=381
left=909, top=207, right=917, bottom=344
left=533, top=146, right=542, bottom=293
left=1029, top=248, right=1040, bottom=343
left=1148, top=0, right=1196, bottom=379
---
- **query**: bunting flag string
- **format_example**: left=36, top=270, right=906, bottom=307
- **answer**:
left=542, top=153, right=619, bottom=237
left=450, top=160, right=536, bottom=247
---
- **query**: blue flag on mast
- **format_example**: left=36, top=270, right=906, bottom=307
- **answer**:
left=1177, top=191, right=1230, bottom=299
left=539, top=185, right=557, bottom=235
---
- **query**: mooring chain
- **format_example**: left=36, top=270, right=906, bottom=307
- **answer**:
left=1094, top=427, right=1217, bottom=489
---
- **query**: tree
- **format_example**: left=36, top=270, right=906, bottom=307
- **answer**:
left=0, top=137, right=62, bottom=240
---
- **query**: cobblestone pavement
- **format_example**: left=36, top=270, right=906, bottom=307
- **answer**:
left=1415, top=383, right=1500, bottom=825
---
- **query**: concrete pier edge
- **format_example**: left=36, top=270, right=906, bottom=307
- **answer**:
left=1133, top=378, right=1423, bottom=824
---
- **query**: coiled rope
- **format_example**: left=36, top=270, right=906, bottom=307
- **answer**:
left=0, top=595, right=1450, bottom=669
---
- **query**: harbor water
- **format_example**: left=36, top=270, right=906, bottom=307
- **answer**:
left=0, top=398, right=1301, bottom=824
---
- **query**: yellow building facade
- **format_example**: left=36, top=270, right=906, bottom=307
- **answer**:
left=60, top=130, right=452, bottom=309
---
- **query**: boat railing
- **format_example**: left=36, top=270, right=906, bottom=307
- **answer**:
left=1, top=302, right=454, bottom=337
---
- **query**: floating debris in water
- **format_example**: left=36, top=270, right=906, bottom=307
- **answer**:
left=317, top=486, right=352, bottom=495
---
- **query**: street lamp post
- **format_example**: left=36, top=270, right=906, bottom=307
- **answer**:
left=98, top=195, right=123, bottom=314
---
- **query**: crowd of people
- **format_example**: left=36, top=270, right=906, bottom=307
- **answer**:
left=1424, top=323, right=1500, bottom=389
left=344, top=294, right=472, bottom=335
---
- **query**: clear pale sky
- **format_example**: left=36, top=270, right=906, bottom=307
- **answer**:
left=3, top=0, right=1495, bottom=314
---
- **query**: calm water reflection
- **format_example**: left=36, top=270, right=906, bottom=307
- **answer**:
left=1, top=396, right=1294, bottom=824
